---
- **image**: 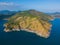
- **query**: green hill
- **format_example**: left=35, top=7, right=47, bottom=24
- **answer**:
left=4, top=10, right=54, bottom=38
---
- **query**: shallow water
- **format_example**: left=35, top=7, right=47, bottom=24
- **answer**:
left=0, top=18, right=60, bottom=45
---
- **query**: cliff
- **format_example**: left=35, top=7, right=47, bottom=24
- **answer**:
left=4, top=10, right=54, bottom=38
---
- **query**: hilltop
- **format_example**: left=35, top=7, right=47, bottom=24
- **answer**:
left=4, top=10, right=54, bottom=38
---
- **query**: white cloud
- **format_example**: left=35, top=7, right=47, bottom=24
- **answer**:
left=0, top=2, right=20, bottom=6
left=0, top=2, right=26, bottom=11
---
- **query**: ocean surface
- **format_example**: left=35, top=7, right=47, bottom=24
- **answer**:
left=0, top=18, right=60, bottom=45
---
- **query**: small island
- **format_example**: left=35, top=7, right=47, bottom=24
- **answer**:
left=4, top=10, right=54, bottom=38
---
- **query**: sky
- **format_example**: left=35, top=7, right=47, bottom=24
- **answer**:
left=0, top=0, right=60, bottom=12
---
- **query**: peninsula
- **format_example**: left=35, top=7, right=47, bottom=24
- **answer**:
left=4, top=10, right=54, bottom=38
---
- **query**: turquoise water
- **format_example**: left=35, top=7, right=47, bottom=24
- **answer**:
left=0, top=18, right=60, bottom=45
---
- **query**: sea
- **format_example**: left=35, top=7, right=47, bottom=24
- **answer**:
left=0, top=18, right=60, bottom=45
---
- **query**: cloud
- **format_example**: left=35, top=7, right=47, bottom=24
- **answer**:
left=0, top=2, right=20, bottom=6
left=0, top=2, right=26, bottom=11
